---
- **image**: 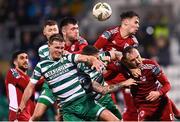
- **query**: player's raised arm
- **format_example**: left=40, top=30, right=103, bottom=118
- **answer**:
left=76, top=54, right=105, bottom=72
left=92, top=78, right=137, bottom=95
left=108, top=50, right=122, bottom=61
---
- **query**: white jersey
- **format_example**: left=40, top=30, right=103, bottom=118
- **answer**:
left=31, top=54, right=86, bottom=105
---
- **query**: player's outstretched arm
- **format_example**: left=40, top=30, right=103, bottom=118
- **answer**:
left=77, top=55, right=105, bottom=72
left=108, top=50, right=122, bottom=61
left=18, top=82, right=35, bottom=112
left=92, top=78, right=137, bottom=95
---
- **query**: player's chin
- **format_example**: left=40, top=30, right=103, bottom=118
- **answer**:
left=23, top=65, right=28, bottom=69
left=73, top=36, right=78, bottom=40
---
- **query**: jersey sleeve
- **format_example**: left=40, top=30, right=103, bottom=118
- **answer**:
left=5, top=69, right=17, bottom=85
left=151, top=61, right=171, bottom=95
left=5, top=69, right=23, bottom=113
left=30, top=63, right=42, bottom=84
left=94, top=30, right=112, bottom=49
left=77, top=62, right=99, bottom=81
left=38, top=44, right=49, bottom=59
left=77, top=63, right=86, bottom=71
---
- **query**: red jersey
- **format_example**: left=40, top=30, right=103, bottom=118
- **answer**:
left=94, top=26, right=138, bottom=51
left=94, top=26, right=138, bottom=80
left=94, top=26, right=139, bottom=120
left=65, top=36, right=88, bottom=54
left=114, top=59, right=171, bottom=107
left=5, top=68, right=36, bottom=121
left=111, top=59, right=173, bottom=120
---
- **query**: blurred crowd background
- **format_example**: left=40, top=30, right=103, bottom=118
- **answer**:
left=0, top=0, right=180, bottom=120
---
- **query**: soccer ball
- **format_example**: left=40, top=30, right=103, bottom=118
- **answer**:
left=92, top=2, right=112, bottom=21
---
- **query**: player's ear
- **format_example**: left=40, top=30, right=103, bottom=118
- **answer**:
left=48, top=41, right=51, bottom=47
left=13, top=60, right=18, bottom=67
left=61, top=27, right=66, bottom=35
left=43, top=28, right=46, bottom=36
left=123, top=19, right=129, bottom=26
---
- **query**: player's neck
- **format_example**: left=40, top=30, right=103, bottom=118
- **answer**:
left=63, top=36, right=71, bottom=46
left=65, top=40, right=72, bottom=46
left=120, top=27, right=130, bottom=39
left=16, top=67, right=27, bottom=75
left=49, top=53, right=61, bottom=61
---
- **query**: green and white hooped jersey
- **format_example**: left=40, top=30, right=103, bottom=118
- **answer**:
left=31, top=54, right=86, bottom=106
left=38, top=44, right=49, bottom=58
left=77, top=51, right=110, bottom=100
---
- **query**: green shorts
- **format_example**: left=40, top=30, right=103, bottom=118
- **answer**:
left=37, top=83, right=56, bottom=106
left=98, top=94, right=122, bottom=119
left=62, top=95, right=105, bottom=121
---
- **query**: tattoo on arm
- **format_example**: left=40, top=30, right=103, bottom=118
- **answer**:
left=106, top=83, right=123, bottom=94
left=92, top=81, right=104, bottom=94
left=92, top=81, right=123, bottom=95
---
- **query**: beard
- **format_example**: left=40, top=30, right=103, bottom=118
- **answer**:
left=69, top=37, right=76, bottom=43
left=19, top=65, right=28, bottom=72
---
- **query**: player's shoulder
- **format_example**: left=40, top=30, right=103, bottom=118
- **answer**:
left=36, top=57, right=51, bottom=68
left=105, top=26, right=119, bottom=33
left=143, top=58, right=158, bottom=64
left=142, top=58, right=159, bottom=70
left=100, top=26, right=119, bottom=39
left=142, top=59, right=162, bottom=75
left=38, top=44, right=48, bottom=52
left=7, top=68, right=21, bottom=79
left=38, top=44, right=49, bottom=58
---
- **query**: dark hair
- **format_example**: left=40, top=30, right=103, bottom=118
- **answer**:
left=59, top=17, right=78, bottom=30
left=49, top=33, right=64, bottom=44
left=82, top=45, right=99, bottom=55
left=11, top=50, right=27, bottom=67
left=122, top=46, right=136, bottom=59
left=120, top=11, right=139, bottom=21
left=43, top=20, right=58, bottom=28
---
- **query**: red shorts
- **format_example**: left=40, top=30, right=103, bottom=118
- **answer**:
left=123, top=110, right=138, bottom=121
left=138, top=96, right=173, bottom=121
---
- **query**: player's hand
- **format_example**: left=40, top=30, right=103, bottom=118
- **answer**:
left=17, top=103, right=25, bottom=114
left=146, top=91, right=161, bottom=101
left=91, top=58, right=105, bottom=73
left=54, top=114, right=63, bottom=121
left=121, top=78, right=137, bottom=87
left=114, top=50, right=122, bottom=61
left=15, top=107, right=23, bottom=120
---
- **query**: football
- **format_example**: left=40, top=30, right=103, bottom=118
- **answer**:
left=92, top=2, right=112, bottom=21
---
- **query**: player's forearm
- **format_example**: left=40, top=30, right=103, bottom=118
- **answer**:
left=109, top=50, right=122, bottom=60
left=92, top=81, right=123, bottom=95
left=19, top=82, right=35, bottom=110
left=92, top=81, right=105, bottom=94
left=103, top=78, right=136, bottom=94
left=77, top=55, right=96, bottom=64
left=104, top=83, right=124, bottom=94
